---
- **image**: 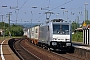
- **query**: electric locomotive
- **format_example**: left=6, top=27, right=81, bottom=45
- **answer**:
left=38, top=19, right=72, bottom=51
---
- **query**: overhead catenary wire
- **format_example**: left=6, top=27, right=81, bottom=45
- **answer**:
left=19, top=0, right=28, bottom=10
left=15, top=0, right=28, bottom=23
left=50, top=0, right=73, bottom=11
left=16, top=0, right=73, bottom=23
left=36, top=0, right=74, bottom=22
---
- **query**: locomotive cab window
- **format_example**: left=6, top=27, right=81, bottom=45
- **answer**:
left=53, top=24, right=69, bottom=35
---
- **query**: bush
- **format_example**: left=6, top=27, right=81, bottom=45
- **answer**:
left=72, top=32, right=83, bottom=42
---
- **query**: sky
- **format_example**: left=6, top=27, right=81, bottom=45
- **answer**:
left=0, top=0, right=90, bottom=24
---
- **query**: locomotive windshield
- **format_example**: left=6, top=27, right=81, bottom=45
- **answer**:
left=53, top=24, right=69, bottom=35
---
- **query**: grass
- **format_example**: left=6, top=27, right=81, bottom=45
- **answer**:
left=0, top=36, right=11, bottom=40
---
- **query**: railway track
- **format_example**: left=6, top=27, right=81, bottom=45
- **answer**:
left=12, top=38, right=40, bottom=60
left=9, top=38, right=86, bottom=60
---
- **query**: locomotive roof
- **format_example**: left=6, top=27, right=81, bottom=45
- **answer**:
left=41, top=19, right=70, bottom=26
left=51, top=19, right=64, bottom=22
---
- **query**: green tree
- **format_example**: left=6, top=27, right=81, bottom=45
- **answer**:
left=82, top=20, right=90, bottom=25
left=10, top=24, right=24, bottom=36
left=0, top=22, right=24, bottom=36
left=72, top=32, right=83, bottom=42
left=71, top=21, right=79, bottom=32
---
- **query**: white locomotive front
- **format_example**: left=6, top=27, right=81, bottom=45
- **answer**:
left=39, top=19, right=72, bottom=51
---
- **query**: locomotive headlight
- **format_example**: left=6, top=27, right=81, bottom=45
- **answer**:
left=52, top=42, right=57, bottom=45
left=65, top=39, right=70, bottom=42
left=65, top=39, right=70, bottom=40
left=66, top=43, right=71, bottom=46
left=53, top=38, right=57, bottom=40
